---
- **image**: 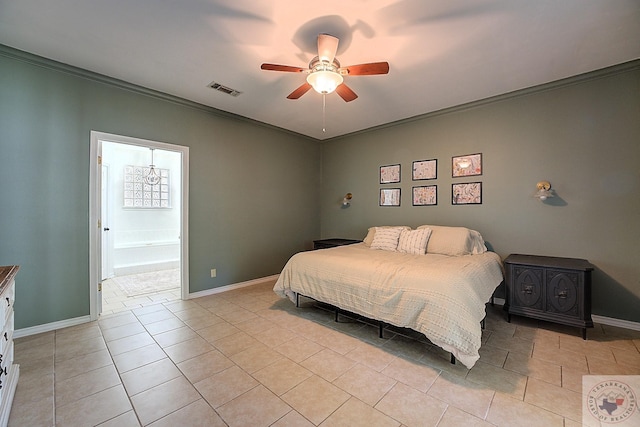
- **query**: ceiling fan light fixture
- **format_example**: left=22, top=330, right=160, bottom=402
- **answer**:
left=307, top=70, right=343, bottom=94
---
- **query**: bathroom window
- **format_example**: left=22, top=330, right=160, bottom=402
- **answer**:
left=123, top=165, right=170, bottom=208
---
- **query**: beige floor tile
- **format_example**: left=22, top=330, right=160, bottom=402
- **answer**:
left=136, top=309, right=178, bottom=325
left=121, top=358, right=183, bottom=396
left=212, top=331, right=261, bottom=356
left=96, top=410, right=141, bottom=427
left=427, top=371, right=495, bottom=419
left=217, top=306, right=259, bottom=324
left=611, top=346, right=640, bottom=368
left=437, top=406, right=494, bottom=427
left=383, top=333, right=436, bottom=361
left=112, top=342, right=166, bottom=373
left=172, top=306, right=213, bottom=321
left=274, top=336, right=325, bottom=363
left=55, top=322, right=103, bottom=345
left=101, top=321, right=147, bottom=342
left=487, top=392, right=564, bottom=427
left=56, top=384, right=132, bottom=427
left=55, top=364, right=121, bottom=408
left=333, top=364, right=397, bottom=406
left=153, top=326, right=199, bottom=348
left=7, top=394, right=53, bottom=427
left=217, top=384, right=291, bottom=427
left=147, top=399, right=227, bottom=427
left=282, top=375, right=350, bottom=425
left=524, top=377, right=583, bottom=422
left=180, top=313, right=226, bottom=331
left=177, top=349, right=234, bottom=383
left=252, top=357, right=313, bottom=396
left=301, top=347, right=357, bottom=382
left=130, top=376, right=200, bottom=426
left=343, top=343, right=396, bottom=372
left=375, top=382, right=447, bottom=427
left=253, top=325, right=298, bottom=348
left=485, top=333, right=534, bottom=356
left=15, top=353, right=53, bottom=379
left=12, top=371, right=54, bottom=404
left=106, top=331, right=155, bottom=356
left=321, top=396, right=400, bottom=427
left=381, top=357, right=440, bottom=393
left=194, top=365, right=259, bottom=408
left=163, top=336, right=215, bottom=364
left=196, top=321, right=241, bottom=342
left=99, top=312, right=139, bottom=330
left=532, top=343, right=588, bottom=371
left=561, top=366, right=586, bottom=393
left=504, top=350, right=562, bottom=386
left=55, top=335, right=108, bottom=362
left=230, top=343, right=284, bottom=373
left=477, top=343, right=509, bottom=367
left=132, top=303, right=169, bottom=317
left=143, top=316, right=186, bottom=335
left=271, top=410, right=314, bottom=427
left=466, top=360, right=528, bottom=399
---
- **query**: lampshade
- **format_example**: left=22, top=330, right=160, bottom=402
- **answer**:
left=533, top=181, right=554, bottom=200
left=307, top=70, right=343, bottom=94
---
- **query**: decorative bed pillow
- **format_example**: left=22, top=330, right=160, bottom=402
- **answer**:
left=417, top=225, right=487, bottom=256
left=397, top=228, right=432, bottom=255
left=363, top=225, right=410, bottom=247
left=370, top=227, right=404, bottom=251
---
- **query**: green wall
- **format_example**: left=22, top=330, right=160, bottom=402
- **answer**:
left=320, top=62, right=640, bottom=322
left=0, top=46, right=320, bottom=329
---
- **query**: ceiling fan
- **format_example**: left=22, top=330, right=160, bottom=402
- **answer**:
left=261, top=33, right=389, bottom=102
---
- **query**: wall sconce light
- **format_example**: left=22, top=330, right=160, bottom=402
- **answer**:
left=533, top=181, right=554, bottom=201
left=342, top=193, right=353, bottom=207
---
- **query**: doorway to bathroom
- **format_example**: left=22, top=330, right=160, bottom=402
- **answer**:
left=89, top=132, right=189, bottom=319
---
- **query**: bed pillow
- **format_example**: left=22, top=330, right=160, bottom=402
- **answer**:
left=370, top=226, right=404, bottom=251
left=397, top=228, right=432, bottom=255
left=363, top=225, right=410, bottom=247
left=416, top=225, right=487, bottom=255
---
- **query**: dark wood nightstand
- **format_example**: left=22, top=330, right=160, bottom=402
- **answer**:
left=313, top=238, right=362, bottom=250
left=504, top=254, right=594, bottom=339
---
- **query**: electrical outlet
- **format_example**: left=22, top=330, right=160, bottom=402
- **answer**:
left=210, top=269, right=217, bottom=278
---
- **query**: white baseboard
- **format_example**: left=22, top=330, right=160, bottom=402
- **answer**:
left=188, top=275, right=279, bottom=299
left=14, top=315, right=92, bottom=339
left=490, top=298, right=640, bottom=332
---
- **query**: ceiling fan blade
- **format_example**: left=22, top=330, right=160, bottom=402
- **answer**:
left=287, top=82, right=313, bottom=99
left=261, top=63, right=306, bottom=73
left=343, top=62, right=390, bottom=75
left=335, top=83, right=358, bottom=102
left=317, top=33, right=339, bottom=63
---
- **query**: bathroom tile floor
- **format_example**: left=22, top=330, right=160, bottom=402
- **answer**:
left=101, top=271, right=181, bottom=315
left=9, top=279, right=640, bottom=426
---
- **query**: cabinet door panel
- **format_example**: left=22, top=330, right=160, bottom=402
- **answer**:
left=512, top=267, right=543, bottom=309
left=546, top=270, right=579, bottom=316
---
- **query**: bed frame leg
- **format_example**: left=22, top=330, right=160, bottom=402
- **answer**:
left=296, top=293, right=300, bottom=308
left=378, top=322, right=384, bottom=338
left=335, top=308, right=339, bottom=322
left=450, top=354, right=456, bottom=365
left=481, top=318, right=485, bottom=329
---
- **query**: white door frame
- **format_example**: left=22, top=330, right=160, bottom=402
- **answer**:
left=89, top=131, right=190, bottom=320
left=101, top=163, right=114, bottom=280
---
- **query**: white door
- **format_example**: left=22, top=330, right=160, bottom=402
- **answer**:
left=101, top=164, right=114, bottom=280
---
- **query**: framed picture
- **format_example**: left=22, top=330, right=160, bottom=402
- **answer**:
left=380, top=188, right=401, bottom=206
left=412, top=186, right=437, bottom=206
left=452, top=182, right=482, bottom=205
left=452, top=153, right=482, bottom=177
left=412, top=159, right=437, bottom=181
left=380, top=164, right=401, bottom=184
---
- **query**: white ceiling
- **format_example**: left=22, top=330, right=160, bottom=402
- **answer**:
left=1, top=0, right=638, bottom=140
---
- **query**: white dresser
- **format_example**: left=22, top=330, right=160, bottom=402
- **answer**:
left=0, top=266, right=19, bottom=427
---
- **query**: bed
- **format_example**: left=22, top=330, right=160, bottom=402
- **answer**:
left=273, top=225, right=504, bottom=369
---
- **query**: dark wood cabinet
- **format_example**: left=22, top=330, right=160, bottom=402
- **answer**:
left=504, top=254, right=594, bottom=339
left=313, top=238, right=362, bottom=250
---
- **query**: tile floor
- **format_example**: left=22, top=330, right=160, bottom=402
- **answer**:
left=101, top=272, right=181, bottom=315
left=9, top=278, right=640, bottom=426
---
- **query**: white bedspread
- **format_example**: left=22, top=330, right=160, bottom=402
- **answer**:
left=273, top=243, right=504, bottom=369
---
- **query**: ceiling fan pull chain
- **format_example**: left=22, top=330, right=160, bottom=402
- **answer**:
left=322, top=93, right=326, bottom=133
